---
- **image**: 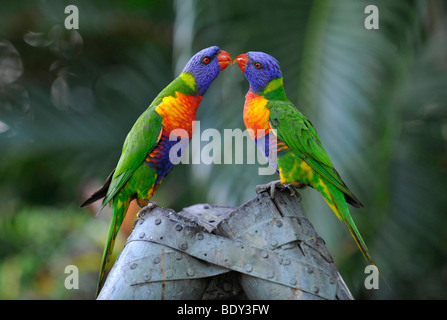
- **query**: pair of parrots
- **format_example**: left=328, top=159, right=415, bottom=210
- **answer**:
left=81, top=46, right=375, bottom=294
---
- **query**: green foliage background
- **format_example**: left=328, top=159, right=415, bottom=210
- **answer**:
left=0, top=0, right=446, bottom=299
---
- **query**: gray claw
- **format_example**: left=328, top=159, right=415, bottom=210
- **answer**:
left=256, top=180, right=282, bottom=199
left=284, top=184, right=303, bottom=202
left=256, top=181, right=304, bottom=201
left=137, top=201, right=159, bottom=218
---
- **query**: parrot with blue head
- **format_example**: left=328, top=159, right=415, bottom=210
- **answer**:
left=81, top=46, right=232, bottom=295
left=234, top=51, right=377, bottom=268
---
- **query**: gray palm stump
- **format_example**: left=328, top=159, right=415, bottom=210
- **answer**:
left=97, top=190, right=354, bottom=300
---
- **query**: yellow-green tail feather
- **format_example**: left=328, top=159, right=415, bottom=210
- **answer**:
left=317, top=178, right=391, bottom=290
left=96, top=196, right=130, bottom=297
left=317, top=178, right=375, bottom=266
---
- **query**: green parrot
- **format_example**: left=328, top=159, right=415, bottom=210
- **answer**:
left=235, top=51, right=377, bottom=268
left=81, top=46, right=232, bottom=295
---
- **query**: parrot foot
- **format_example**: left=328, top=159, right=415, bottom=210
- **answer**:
left=283, top=183, right=304, bottom=202
left=136, top=201, right=159, bottom=218
left=256, top=180, right=304, bottom=201
left=256, top=180, right=282, bottom=199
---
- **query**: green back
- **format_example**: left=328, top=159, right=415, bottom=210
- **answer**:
left=267, top=98, right=361, bottom=206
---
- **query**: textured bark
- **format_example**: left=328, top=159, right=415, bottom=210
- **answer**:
left=97, top=190, right=353, bottom=300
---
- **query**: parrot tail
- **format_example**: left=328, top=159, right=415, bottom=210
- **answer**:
left=96, top=195, right=130, bottom=297
left=319, top=182, right=392, bottom=290
left=316, top=178, right=375, bottom=266
left=334, top=199, right=375, bottom=266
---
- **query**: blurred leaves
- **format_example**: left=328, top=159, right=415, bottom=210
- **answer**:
left=0, top=0, right=446, bottom=299
left=0, top=205, right=124, bottom=299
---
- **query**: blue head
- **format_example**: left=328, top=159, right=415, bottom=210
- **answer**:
left=182, top=46, right=232, bottom=96
left=235, top=51, right=282, bottom=93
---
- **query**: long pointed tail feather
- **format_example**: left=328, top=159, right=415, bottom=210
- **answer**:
left=323, top=189, right=375, bottom=265
left=318, top=182, right=391, bottom=290
left=96, top=196, right=129, bottom=297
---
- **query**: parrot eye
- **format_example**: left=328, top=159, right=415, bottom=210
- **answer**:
left=202, top=57, right=211, bottom=64
left=254, top=62, right=262, bottom=69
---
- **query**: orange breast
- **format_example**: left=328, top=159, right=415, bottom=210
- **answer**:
left=243, top=91, right=271, bottom=140
left=155, top=92, right=202, bottom=137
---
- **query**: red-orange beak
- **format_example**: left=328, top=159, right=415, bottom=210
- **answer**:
left=217, top=50, right=232, bottom=71
left=235, top=54, right=249, bottom=73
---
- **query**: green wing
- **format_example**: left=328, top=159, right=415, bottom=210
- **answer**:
left=97, top=107, right=163, bottom=215
left=95, top=75, right=196, bottom=215
left=268, top=100, right=363, bottom=207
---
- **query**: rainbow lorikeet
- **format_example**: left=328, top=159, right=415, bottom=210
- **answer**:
left=81, top=46, right=232, bottom=294
left=234, top=51, right=375, bottom=267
